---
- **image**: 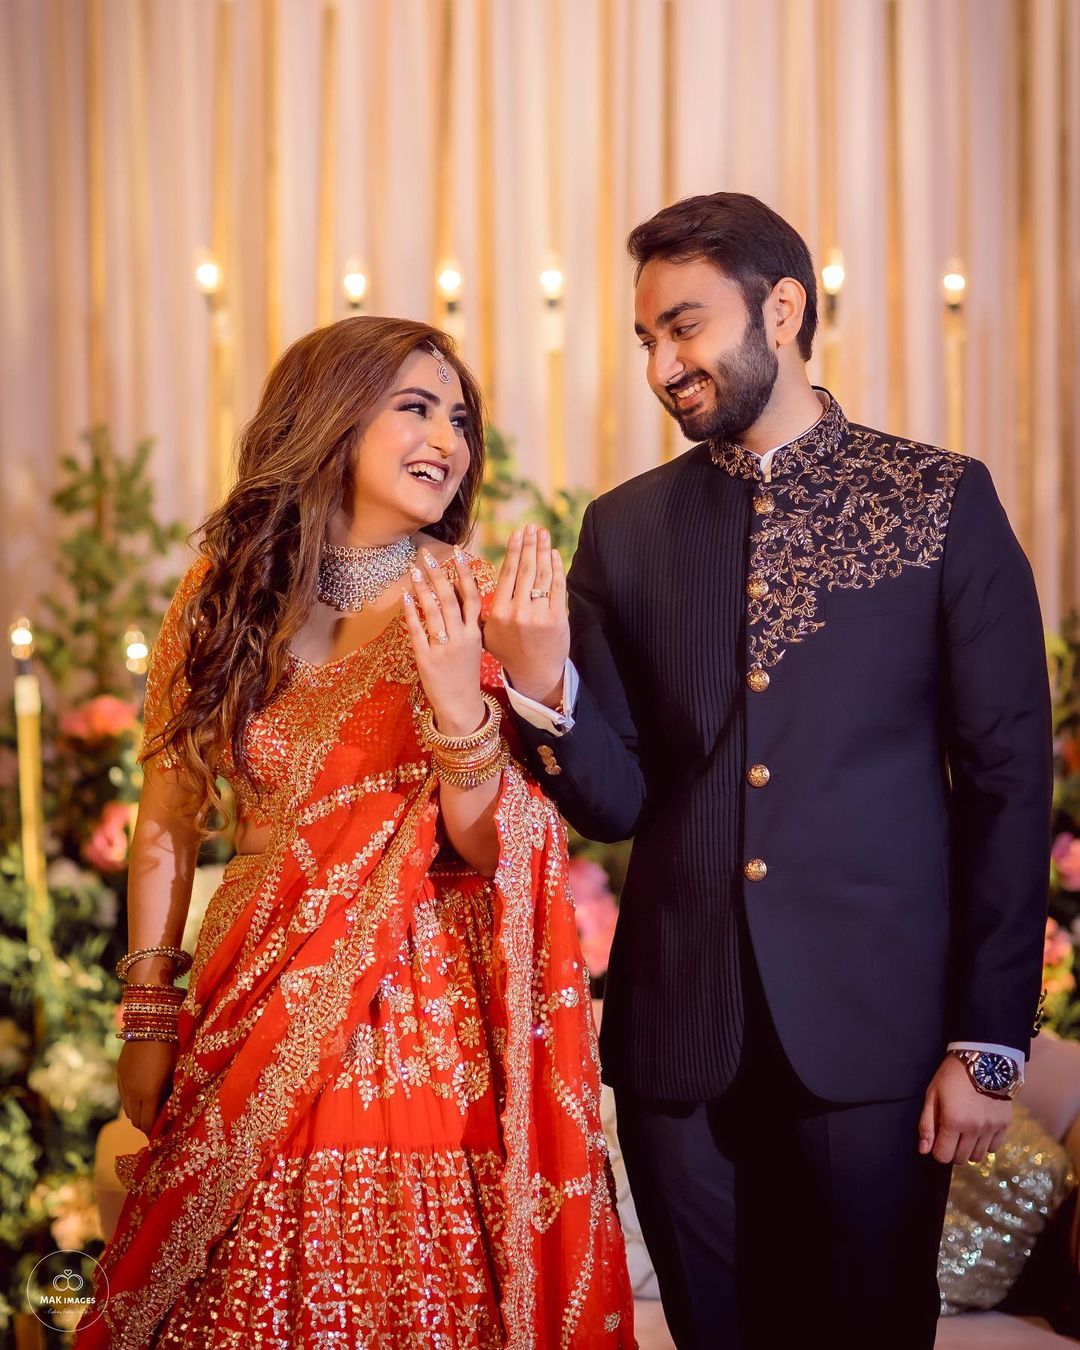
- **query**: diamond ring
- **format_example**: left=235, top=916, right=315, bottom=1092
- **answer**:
left=529, top=589, right=551, bottom=600
left=434, top=631, right=449, bottom=645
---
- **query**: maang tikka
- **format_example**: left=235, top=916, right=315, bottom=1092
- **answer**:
left=426, top=342, right=453, bottom=385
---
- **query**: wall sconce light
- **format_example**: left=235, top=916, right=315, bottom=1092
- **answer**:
left=820, top=248, right=845, bottom=326
left=194, top=253, right=223, bottom=297
left=342, top=259, right=368, bottom=310
left=942, top=261, right=967, bottom=310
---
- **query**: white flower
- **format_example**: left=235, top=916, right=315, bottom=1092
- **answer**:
left=46, top=858, right=95, bottom=889
left=28, top=1039, right=118, bottom=1117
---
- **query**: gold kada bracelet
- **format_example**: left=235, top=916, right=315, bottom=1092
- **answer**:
left=418, top=692, right=503, bottom=751
left=432, top=739, right=510, bottom=789
left=116, top=945, right=192, bottom=983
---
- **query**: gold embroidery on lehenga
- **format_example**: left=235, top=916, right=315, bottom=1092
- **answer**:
left=710, top=397, right=967, bottom=671
left=99, top=558, right=627, bottom=1349
left=156, top=1146, right=508, bottom=1349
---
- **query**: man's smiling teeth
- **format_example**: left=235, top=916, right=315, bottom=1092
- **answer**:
left=406, top=462, right=448, bottom=485
left=674, top=378, right=710, bottom=402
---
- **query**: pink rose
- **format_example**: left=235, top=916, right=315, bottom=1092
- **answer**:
left=83, top=801, right=132, bottom=873
left=61, top=695, right=138, bottom=742
left=1044, top=916, right=1073, bottom=969
left=568, top=858, right=619, bottom=978
left=1052, top=833, right=1080, bottom=892
left=1044, top=969, right=1076, bottom=998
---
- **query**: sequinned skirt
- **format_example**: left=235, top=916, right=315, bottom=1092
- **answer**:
left=155, top=865, right=509, bottom=1349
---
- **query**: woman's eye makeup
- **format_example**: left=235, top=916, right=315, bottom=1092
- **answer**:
left=398, top=400, right=431, bottom=416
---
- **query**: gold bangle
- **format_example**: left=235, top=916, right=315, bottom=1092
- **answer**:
left=433, top=741, right=509, bottom=790
left=419, top=693, right=502, bottom=752
left=116, top=1030, right=180, bottom=1044
left=116, top=946, right=192, bottom=983
left=430, top=739, right=502, bottom=771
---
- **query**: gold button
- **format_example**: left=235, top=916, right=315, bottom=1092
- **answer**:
left=752, top=494, right=776, bottom=515
left=746, top=577, right=769, bottom=601
left=744, top=859, right=768, bottom=883
left=537, top=745, right=562, bottom=776
left=747, top=668, right=770, bottom=693
left=747, top=764, right=770, bottom=788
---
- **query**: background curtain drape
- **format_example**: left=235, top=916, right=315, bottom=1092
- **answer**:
left=2, top=0, right=1077, bottom=663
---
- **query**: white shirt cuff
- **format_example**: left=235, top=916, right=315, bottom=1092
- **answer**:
left=502, top=661, right=579, bottom=735
left=947, top=1041, right=1026, bottom=1081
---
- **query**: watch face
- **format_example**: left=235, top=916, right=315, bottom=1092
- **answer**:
left=972, top=1053, right=1018, bottom=1093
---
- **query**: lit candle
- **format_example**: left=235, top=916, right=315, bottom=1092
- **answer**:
left=942, top=259, right=967, bottom=453
left=124, top=628, right=149, bottom=714
left=819, top=248, right=845, bottom=395
left=342, top=258, right=368, bottom=311
left=436, top=261, right=465, bottom=344
left=540, top=260, right=566, bottom=353
left=8, top=618, right=55, bottom=985
left=194, top=251, right=223, bottom=297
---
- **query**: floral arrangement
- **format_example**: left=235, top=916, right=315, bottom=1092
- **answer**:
left=0, top=430, right=186, bottom=1336
left=1045, top=616, right=1080, bottom=1037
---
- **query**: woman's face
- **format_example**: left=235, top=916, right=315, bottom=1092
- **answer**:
left=348, top=348, right=471, bottom=539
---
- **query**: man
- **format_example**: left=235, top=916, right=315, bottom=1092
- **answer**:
left=483, top=193, right=1051, bottom=1348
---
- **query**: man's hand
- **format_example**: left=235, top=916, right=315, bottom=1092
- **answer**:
left=918, top=1054, right=1012, bottom=1164
left=483, top=524, right=570, bottom=708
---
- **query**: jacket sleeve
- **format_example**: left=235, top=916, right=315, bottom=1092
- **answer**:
left=941, top=457, right=1052, bottom=1057
left=510, top=500, right=647, bottom=842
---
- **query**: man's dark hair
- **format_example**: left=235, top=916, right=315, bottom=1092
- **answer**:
left=627, top=193, right=819, bottom=361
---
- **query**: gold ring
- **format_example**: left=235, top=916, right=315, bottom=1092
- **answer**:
left=529, top=589, right=550, bottom=600
left=434, top=630, right=449, bottom=644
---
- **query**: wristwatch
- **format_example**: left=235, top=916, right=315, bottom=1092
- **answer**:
left=947, top=1049, right=1022, bottom=1100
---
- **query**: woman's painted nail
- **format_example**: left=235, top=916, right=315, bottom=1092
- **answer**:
left=423, top=550, right=439, bottom=570
left=410, top=566, right=424, bottom=583
left=454, top=547, right=467, bottom=566
left=402, top=591, right=414, bottom=606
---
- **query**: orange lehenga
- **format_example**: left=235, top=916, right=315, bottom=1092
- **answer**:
left=76, top=555, right=632, bottom=1349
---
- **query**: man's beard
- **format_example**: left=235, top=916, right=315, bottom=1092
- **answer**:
left=661, top=313, right=779, bottom=445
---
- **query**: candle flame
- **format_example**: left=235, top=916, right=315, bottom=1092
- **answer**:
left=124, top=628, right=149, bottom=674
left=9, top=617, right=33, bottom=659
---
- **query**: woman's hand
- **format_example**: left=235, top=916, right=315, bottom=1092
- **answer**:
left=482, top=524, right=569, bottom=707
left=117, top=1038, right=178, bottom=1135
left=402, top=547, right=486, bottom=735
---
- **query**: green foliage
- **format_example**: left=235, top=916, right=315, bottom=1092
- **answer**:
left=0, top=428, right=184, bottom=1320
left=478, top=425, right=592, bottom=561
left=33, top=427, right=187, bottom=698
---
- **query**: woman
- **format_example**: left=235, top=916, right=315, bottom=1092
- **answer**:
left=76, top=317, right=632, bottom=1348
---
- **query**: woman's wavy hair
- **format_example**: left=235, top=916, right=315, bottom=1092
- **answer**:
left=149, top=316, right=487, bottom=826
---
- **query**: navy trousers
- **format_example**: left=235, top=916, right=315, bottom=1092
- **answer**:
left=614, top=956, right=953, bottom=1350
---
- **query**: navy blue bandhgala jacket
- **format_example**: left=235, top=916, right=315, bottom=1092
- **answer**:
left=512, top=396, right=1053, bottom=1104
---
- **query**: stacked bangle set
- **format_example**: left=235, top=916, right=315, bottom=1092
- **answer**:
left=419, top=692, right=509, bottom=789
left=115, top=945, right=191, bottom=1045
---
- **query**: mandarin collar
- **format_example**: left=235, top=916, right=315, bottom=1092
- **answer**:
left=708, top=389, right=846, bottom=481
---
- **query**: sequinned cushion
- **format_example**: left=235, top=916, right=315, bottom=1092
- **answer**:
left=938, top=1103, right=1077, bottom=1314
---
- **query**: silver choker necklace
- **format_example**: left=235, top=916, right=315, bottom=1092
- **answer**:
left=317, top=537, right=418, bottom=613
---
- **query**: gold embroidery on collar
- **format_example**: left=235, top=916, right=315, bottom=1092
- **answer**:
left=722, top=408, right=967, bottom=671
left=709, top=390, right=844, bottom=481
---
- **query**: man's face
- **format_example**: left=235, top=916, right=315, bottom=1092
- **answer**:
left=634, top=257, right=778, bottom=444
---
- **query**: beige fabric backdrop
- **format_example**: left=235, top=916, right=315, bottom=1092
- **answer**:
left=1, top=0, right=1078, bottom=664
